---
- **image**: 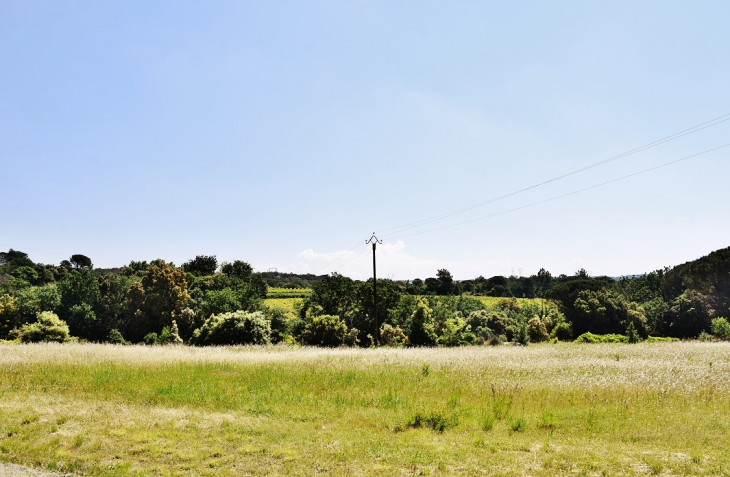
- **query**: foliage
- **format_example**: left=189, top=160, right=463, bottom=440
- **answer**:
left=437, top=315, right=472, bottom=347
left=710, top=317, right=730, bottom=340
left=646, top=336, right=679, bottom=342
left=69, top=254, right=93, bottom=270
left=58, top=271, right=100, bottom=339
left=665, top=290, right=713, bottom=338
left=550, top=322, right=573, bottom=341
left=527, top=317, right=549, bottom=343
left=12, top=286, right=61, bottom=328
left=407, top=299, right=436, bottom=346
left=626, top=321, right=641, bottom=343
left=14, top=311, right=71, bottom=343
left=125, top=262, right=189, bottom=343
left=515, top=321, right=529, bottom=345
left=574, top=332, right=628, bottom=343
left=266, top=307, right=297, bottom=344
left=182, top=255, right=218, bottom=276
left=192, top=311, right=271, bottom=346
left=107, top=329, right=127, bottom=345
left=0, top=294, right=18, bottom=339
left=572, top=289, right=648, bottom=338
left=299, top=314, right=350, bottom=347
left=379, top=323, right=407, bottom=347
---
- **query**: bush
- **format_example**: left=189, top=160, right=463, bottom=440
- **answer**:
left=15, top=311, right=71, bottom=343
left=574, top=332, right=627, bottom=343
left=192, top=311, right=271, bottom=346
left=300, top=314, right=349, bottom=347
left=380, top=323, right=407, bottom=347
left=108, top=329, right=127, bottom=345
left=647, top=336, right=680, bottom=342
left=408, top=299, right=436, bottom=346
left=515, top=321, right=529, bottom=346
left=550, top=322, right=573, bottom=341
left=527, top=317, right=549, bottom=343
left=626, top=321, right=641, bottom=343
left=711, top=317, right=730, bottom=340
left=437, top=316, right=471, bottom=347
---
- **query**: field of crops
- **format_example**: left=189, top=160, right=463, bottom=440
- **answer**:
left=263, top=295, right=551, bottom=315
left=266, top=288, right=313, bottom=299
left=1, top=342, right=728, bottom=476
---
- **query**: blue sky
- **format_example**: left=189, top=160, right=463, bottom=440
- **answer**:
left=2, top=1, right=729, bottom=279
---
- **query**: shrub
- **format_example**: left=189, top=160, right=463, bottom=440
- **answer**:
left=626, top=321, right=641, bottom=343
left=0, top=294, right=18, bottom=339
left=486, top=335, right=504, bottom=346
left=192, top=311, right=271, bottom=346
left=527, top=317, right=549, bottom=343
left=143, top=332, right=159, bottom=345
left=574, top=332, right=628, bottom=343
left=16, top=311, right=71, bottom=343
left=646, top=336, right=679, bottom=342
left=711, top=317, right=730, bottom=340
left=107, top=329, right=127, bottom=345
left=550, top=322, right=573, bottom=341
left=380, top=323, right=407, bottom=347
left=299, top=314, right=349, bottom=347
left=515, top=321, right=529, bottom=346
left=437, top=316, right=471, bottom=347
left=408, top=299, right=436, bottom=346
left=407, top=410, right=458, bottom=433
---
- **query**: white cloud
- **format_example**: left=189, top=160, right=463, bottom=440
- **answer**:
left=256, top=241, right=527, bottom=280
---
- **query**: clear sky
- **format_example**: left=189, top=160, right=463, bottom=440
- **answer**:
left=2, top=1, right=729, bottom=280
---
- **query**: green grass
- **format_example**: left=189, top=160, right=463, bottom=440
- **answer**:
left=0, top=343, right=729, bottom=475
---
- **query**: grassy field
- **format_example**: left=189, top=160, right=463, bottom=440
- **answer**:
left=0, top=343, right=728, bottom=476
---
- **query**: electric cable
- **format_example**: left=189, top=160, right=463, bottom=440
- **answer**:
left=380, top=143, right=730, bottom=242
left=376, top=113, right=730, bottom=236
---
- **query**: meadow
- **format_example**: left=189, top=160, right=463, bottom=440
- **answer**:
left=0, top=342, right=729, bottom=476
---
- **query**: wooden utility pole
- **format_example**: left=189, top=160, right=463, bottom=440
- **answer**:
left=366, top=233, right=382, bottom=346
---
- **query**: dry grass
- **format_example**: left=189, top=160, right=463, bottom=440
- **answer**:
left=0, top=342, right=729, bottom=475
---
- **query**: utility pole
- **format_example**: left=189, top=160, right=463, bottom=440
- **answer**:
left=366, top=233, right=382, bottom=346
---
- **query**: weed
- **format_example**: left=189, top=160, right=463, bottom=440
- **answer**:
left=490, top=383, right=520, bottom=420
left=509, top=416, right=526, bottom=432
left=480, top=412, right=495, bottom=431
left=73, top=435, right=84, bottom=448
left=56, top=417, right=67, bottom=425
left=420, top=364, right=429, bottom=377
left=21, top=415, right=39, bottom=425
left=538, top=410, right=556, bottom=430
left=407, top=410, right=458, bottom=433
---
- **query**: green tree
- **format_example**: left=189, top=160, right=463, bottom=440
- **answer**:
left=58, top=271, right=101, bottom=339
left=125, top=262, right=190, bottom=343
left=572, top=289, right=648, bottom=338
left=0, top=295, right=18, bottom=339
left=182, top=255, right=218, bottom=276
left=407, top=299, right=436, bottom=346
left=69, top=254, right=93, bottom=270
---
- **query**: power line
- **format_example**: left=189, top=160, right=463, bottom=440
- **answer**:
left=376, top=112, right=730, bottom=236
left=380, top=143, right=730, bottom=242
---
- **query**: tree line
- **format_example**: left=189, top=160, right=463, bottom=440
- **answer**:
left=0, top=247, right=728, bottom=346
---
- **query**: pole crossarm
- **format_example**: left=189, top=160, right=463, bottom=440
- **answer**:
left=365, top=233, right=382, bottom=246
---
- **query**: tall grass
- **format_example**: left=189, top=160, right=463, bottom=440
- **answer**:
left=0, top=342, right=729, bottom=475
